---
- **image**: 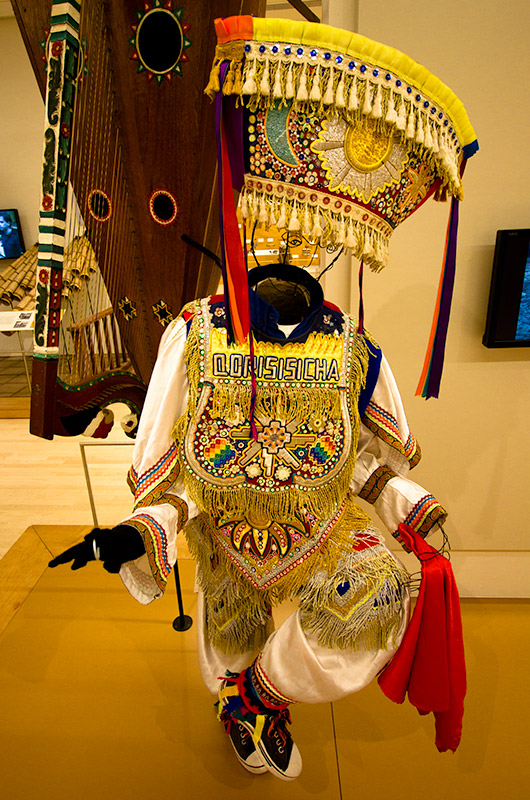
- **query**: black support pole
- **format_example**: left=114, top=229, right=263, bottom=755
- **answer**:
left=172, top=558, right=193, bottom=631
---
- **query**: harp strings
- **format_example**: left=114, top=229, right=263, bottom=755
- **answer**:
left=58, top=0, right=139, bottom=385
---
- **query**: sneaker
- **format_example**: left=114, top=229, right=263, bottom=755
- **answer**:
left=218, top=675, right=302, bottom=781
left=226, top=718, right=268, bottom=774
left=241, top=708, right=302, bottom=781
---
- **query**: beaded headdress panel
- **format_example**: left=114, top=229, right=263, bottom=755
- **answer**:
left=206, top=15, right=478, bottom=397
left=206, top=15, right=477, bottom=271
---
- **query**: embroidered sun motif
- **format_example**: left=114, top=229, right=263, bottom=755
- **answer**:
left=312, top=116, right=408, bottom=203
left=258, top=421, right=291, bottom=454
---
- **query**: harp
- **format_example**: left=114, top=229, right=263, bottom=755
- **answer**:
left=12, top=0, right=265, bottom=439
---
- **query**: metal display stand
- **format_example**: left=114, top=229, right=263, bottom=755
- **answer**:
left=79, top=441, right=193, bottom=632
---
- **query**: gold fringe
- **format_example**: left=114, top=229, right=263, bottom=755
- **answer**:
left=204, top=42, right=246, bottom=100
left=240, top=186, right=391, bottom=272
left=208, top=383, right=341, bottom=425
left=185, top=497, right=408, bottom=654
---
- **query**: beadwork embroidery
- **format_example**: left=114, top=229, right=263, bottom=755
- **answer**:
left=175, top=298, right=369, bottom=521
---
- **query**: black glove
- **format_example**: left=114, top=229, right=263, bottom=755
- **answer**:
left=48, top=525, right=145, bottom=573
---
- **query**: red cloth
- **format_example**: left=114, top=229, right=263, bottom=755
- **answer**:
left=377, top=523, right=466, bottom=752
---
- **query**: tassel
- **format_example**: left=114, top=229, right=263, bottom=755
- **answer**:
left=242, top=58, right=257, bottom=95
left=258, top=196, right=268, bottom=224
left=406, top=107, right=416, bottom=139
left=385, top=90, right=397, bottom=125
left=348, top=76, right=359, bottom=111
left=337, top=214, right=346, bottom=244
left=260, top=58, right=270, bottom=97
left=204, top=61, right=221, bottom=98
left=424, top=118, right=434, bottom=150
left=310, top=212, right=323, bottom=240
left=223, top=61, right=236, bottom=95
left=297, top=62, right=309, bottom=101
left=288, top=202, right=300, bottom=231
left=310, top=65, right=322, bottom=102
left=373, top=234, right=384, bottom=265
left=240, top=191, right=249, bottom=219
left=396, top=98, right=407, bottom=131
left=272, top=61, right=282, bottom=99
left=363, top=230, right=374, bottom=259
left=268, top=202, right=278, bottom=227
left=277, top=199, right=288, bottom=229
left=432, top=125, right=440, bottom=154
left=438, top=131, right=448, bottom=157
left=233, top=61, right=243, bottom=95
left=416, top=110, right=425, bottom=144
left=245, top=192, right=256, bottom=222
left=335, top=70, right=346, bottom=107
left=362, top=80, right=373, bottom=115
left=345, top=220, right=356, bottom=250
left=371, top=83, right=383, bottom=118
left=323, top=65, right=335, bottom=105
left=434, top=184, right=448, bottom=202
left=285, top=62, right=295, bottom=99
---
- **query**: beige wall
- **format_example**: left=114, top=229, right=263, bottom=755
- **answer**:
left=0, top=15, right=43, bottom=354
left=0, top=16, right=42, bottom=248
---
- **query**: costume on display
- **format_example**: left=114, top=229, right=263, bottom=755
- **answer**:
left=49, top=15, right=477, bottom=781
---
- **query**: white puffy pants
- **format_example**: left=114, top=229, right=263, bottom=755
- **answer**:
left=197, top=590, right=410, bottom=704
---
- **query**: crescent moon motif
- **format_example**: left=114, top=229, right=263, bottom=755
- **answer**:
left=264, top=102, right=299, bottom=167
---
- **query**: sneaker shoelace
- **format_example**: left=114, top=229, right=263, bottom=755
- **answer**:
left=265, top=708, right=292, bottom=750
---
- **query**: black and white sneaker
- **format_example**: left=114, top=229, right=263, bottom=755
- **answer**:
left=239, top=708, right=302, bottom=781
left=226, top=719, right=268, bottom=774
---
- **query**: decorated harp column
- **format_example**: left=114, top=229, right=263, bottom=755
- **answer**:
left=31, top=1, right=80, bottom=439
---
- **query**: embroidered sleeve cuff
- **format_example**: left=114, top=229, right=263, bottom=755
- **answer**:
left=119, top=502, right=180, bottom=598
left=373, top=475, right=447, bottom=542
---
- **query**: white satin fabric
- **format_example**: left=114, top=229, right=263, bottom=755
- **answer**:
left=197, top=587, right=410, bottom=703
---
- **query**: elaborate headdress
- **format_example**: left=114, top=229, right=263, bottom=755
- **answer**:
left=206, top=15, right=478, bottom=397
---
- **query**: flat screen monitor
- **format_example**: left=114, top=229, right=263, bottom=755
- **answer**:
left=483, top=228, right=530, bottom=348
left=0, top=209, right=25, bottom=260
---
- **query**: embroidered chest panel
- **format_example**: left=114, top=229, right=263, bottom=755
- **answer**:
left=179, top=298, right=366, bottom=521
left=202, top=501, right=350, bottom=591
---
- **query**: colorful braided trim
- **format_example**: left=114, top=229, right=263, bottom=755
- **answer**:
left=126, top=513, right=171, bottom=592
left=132, top=444, right=179, bottom=508
left=404, top=432, right=421, bottom=468
left=362, top=400, right=421, bottom=469
left=127, top=445, right=188, bottom=530
left=396, top=494, right=447, bottom=539
left=358, top=464, right=396, bottom=504
left=250, top=653, right=296, bottom=707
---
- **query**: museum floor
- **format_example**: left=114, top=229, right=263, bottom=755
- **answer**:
left=0, top=523, right=528, bottom=800
left=0, top=399, right=529, bottom=799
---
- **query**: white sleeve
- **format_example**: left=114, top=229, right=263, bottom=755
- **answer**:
left=352, top=355, right=447, bottom=541
left=119, top=313, right=198, bottom=604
